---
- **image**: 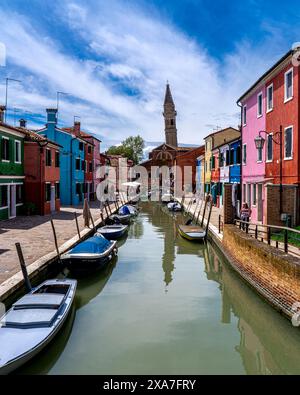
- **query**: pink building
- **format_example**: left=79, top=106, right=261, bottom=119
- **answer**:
left=239, top=86, right=266, bottom=223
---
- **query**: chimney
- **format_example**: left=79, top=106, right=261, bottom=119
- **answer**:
left=46, top=108, right=58, bottom=126
left=73, top=121, right=81, bottom=137
left=19, top=119, right=27, bottom=128
left=0, top=105, right=6, bottom=123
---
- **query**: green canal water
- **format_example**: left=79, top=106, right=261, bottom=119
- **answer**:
left=16, top=202, right=300, bottom=375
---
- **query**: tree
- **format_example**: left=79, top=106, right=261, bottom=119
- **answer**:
left=106, top=135, right=145, bottom=165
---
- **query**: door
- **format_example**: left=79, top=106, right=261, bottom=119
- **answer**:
left=257, top=184, right=263, bottom=222
left=50, top=185, right=56, bottom=213
left=9, top=184, right=16, bottom=219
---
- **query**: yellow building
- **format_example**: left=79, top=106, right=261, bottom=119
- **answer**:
left=203, top=127, right=240, bottom=193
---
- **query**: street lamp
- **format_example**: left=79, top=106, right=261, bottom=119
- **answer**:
left=254, top=126, right=283, bottom=214
left=4, top=77, right=22, bottom=123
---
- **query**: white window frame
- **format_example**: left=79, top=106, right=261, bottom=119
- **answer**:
left=46, top=148, right=52, bottom=167
left=266, top=133, right=273, bottom=162
left=45, top=182, right=51, bottom=202
left=15, top=140, right=21, bottom=164
left=243, top=105, right=247, bottom=126
left=257, top=146, right=263, bottom=163
left=247, top=183, right=251, bottom=206
left=1, top=136, right=10, bottom=163
left=257, top=92, right=263, bottom=118
left=266, top=83, right=273, bottom=112
left=252, top=183, right=257, bottom=206
left=242, top=143, right=247, bottom=165
left=284, top=126, right=293, bottom=160
left=284, top=68, right=293, bottom=103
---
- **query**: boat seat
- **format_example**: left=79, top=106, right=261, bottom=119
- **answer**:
left=3, top=308, right=58, bottom=328
left=13, top=294, right=65, bottom=310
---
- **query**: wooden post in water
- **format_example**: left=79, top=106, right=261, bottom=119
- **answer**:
left=196, top=198, right=204, bottom=224
left=15, top=243, right=32, bottom=292
left=100, top=212, right=105, bottom=225
left=50, top=219, right=61, bottom=263
left=201, top=195, right=209, bottom=227
left=74, top=212, right=80, bottom=239
left=108, top=202, right=112, bottom=215
left=104, top=202, right=109, bottom=219
left=89, top=206, right=96, bottom=232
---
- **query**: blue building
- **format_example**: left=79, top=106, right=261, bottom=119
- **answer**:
left=229, top=139, right=241, bottom=184
left=37, top=109, right=86, bottom=206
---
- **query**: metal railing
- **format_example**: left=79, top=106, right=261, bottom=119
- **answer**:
left=234, top=219, right=300, bottom=257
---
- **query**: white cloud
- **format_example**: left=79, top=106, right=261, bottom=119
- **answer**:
left=0, top=0, right=288, bottom=145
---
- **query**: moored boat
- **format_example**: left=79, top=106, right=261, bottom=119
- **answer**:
left=167, top=202, right=182, bottom=212
left=178, top=224, right=207, bottom=241
left=118, top=204, right=138, bottom=216
left=97, top=224, right=128, bottom=240
left=0, top=278, right=77, bottom=375
left=108, top=213, right=131, bottom=225
left=61, top=234, right=117, bottom=275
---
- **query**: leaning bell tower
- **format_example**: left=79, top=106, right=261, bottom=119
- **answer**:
left=163, top=83, right=178, bottom=147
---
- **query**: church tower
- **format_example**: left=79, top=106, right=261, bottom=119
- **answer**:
left=163, top=83, right=178, bottom=147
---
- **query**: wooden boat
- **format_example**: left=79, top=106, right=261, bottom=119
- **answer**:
left=97, top=224, right=128, bottom=240
left=61, top=234, right=117, bottom=275
left=0, top=279, right=77, bottom=375
left=178, top=224, right=206, bottom=241
left=178, top=195, right=213, bottom=242
left=167, top=202, right=182, bottom=212
left=108, top=213, right=131, bottom=225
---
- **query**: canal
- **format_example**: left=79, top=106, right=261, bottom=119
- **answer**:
left=17, top=202, right=300, bottom=375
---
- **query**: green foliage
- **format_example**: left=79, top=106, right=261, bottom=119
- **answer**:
left=106, top=135, right=145, bottom=165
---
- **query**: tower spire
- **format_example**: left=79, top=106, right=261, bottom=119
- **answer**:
left=163, top=83, right=178, bottom=147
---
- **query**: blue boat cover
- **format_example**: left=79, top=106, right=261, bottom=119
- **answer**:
left=119, top=205, right=130, bottom=215
left=70, top=235, right=112, bottom=254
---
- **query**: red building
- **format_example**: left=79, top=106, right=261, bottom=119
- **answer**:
left=265, top=59, right=299, bottom=186
left=22, top=124, right=61, bottom=215
left=174, top=145, right=205, bottom=193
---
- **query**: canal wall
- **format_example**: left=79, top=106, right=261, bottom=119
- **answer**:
left=0, top=199, right=128, bottom=304
left=180, top=197, right=300, bottom=321
left=220, top=225, right=300, bottom=318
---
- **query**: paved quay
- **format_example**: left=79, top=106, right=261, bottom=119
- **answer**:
left=0, top=200, right=124, bottom=301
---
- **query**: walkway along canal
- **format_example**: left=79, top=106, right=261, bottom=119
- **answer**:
left=15, top=202, right=300, bottom=375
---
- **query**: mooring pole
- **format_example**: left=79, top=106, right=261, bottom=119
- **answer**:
left=104, top=203, right=109, bottom=219
left=74, top=212, right=80, bottom=239
left=15, top=243, right=32, bottom=292
left=100, top=212, right=105, bottom=225
left=50, top=219, right=61, bottom=263
left=89, top=206, right=96, bottom=232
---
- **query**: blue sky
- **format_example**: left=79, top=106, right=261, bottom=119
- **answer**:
left=0, top=0, right=299, bottom=148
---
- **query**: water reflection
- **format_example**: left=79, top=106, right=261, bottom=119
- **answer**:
left=14, top=202, right=300, bottom=375
left=203, top=242, right=300, bottom=375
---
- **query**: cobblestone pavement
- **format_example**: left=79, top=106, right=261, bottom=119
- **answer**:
left=0, top=201, right=111, bottom=285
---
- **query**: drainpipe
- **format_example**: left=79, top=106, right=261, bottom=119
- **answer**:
left=37, top=141, right=49, bottom=215
left=236, top=101, right=243, bottom=205
left=70, top=137, right=76, bottom=206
